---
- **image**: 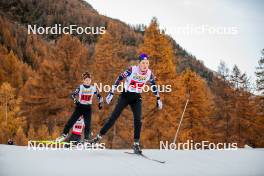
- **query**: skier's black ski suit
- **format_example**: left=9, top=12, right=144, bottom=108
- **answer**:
left=99, top=66, right=160, bottom=142
left=100, top=90, right=142, bottom=140
left=63, top=103, right=92, bottom=139
left=63, top=84, right=102, bottom=140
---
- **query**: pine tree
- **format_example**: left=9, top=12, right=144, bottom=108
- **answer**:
left=236, top=74, right=252, bottom=146
left=253, top=49, right=264, bottom=147
left=256, top=49, right=264, bottom=96
left=218, top=60, right=229, bottom=82
left=228, top=65, right=255, bottom=146
left=230, top=65, right=242, bottom=90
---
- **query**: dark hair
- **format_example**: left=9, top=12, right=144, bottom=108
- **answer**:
left=82, top=72, right=91, bottom=79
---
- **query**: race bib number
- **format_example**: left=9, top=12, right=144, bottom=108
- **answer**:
left=129, top=80, right=144, bottom=89
left=80, top=94, right=91, bottom=101
left=75, top=125, right=82, bottom=129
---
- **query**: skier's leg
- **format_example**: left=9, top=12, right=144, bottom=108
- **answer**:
left=83, top=105, right=92, bottom=140
left=130, top=98, right=142, bottom=154
left=63, top=107, right=82, bottom=135
left=130, top=98, right=142, bottom=143
left=99, top=95, right=129, bottom=135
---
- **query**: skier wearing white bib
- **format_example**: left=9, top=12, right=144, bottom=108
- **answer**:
left=66, top=116, right=85, bottom=144
left=56, top=72, right=103, bottom=143
left=92, top=53, right=163, bottom=154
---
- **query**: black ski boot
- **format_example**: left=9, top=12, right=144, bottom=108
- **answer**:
left=91, top=134, right=102, bottom=144
left=133, top=142, right=142, bottom=154
left=83, top=138, right=93, bottom=144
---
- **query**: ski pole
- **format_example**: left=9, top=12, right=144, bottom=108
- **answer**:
left=173, top=99, right=189, bottom=144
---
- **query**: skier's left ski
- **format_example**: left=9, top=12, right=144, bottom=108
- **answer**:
left=124, top=152, right=166, bottom=164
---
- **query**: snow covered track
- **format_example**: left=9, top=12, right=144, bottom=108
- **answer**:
left=0, top=144, right=263, bottom=176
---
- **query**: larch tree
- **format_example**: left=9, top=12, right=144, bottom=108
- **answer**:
left=0, top=45, right=32, bottom=90
left=15, top=126, right=28, bottom=146
left=0, top=82, right=25, bottom=144
left=212, top=61, right=235, bottom=143
left=37, top=124, right=51, bottom=140
left=20, top=59, right=66, bottom=129
left=252, top=50, right=264, bottom=147
left=137, top=18, right=186, bottom=148
left=56, top=34, right=89, bottom=84
left=27, top=124, right=36, bottom=140
left=92, top=22, right=128, bottom=148
left=21, top=35, right=89, bottom=134
left=178, top=69, right=215, bottom=144
left=229, top=65, right=255, bottom=146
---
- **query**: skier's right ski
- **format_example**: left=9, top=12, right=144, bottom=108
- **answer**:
left=124, top=151, right=166, bottom=164
left=29, top=140, right=71, bottom=145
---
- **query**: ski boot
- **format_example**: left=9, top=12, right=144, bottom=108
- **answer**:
left=133, top=142, right=142, bottom=154
left=91, top=134, right=102, bottom=144
left=55, top=134, right=68, bottom=143
left=78, top=138, right=92, bottom=149
left=83, top=138, right=94, bottom=145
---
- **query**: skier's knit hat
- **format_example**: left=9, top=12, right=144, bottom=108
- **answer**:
left=138, top=53, right=149, bottom=61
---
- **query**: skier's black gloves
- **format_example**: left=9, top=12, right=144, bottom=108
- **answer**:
left=73, top=98, right=80, bottom=105
left=98, top=102, right=103, bottom=110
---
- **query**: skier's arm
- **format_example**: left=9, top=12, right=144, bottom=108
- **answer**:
left=149, top=73, right=160, bottom=98
left=94, top=87, right=103, bottom=109
left=71, top=86, right=80, bottom=104
left=94, top=88, right=103, bottom=103
left=71, top=86, right=80, bottom=100
left=106, top=67, right=132, bottom=104
left=149, top=73, right=162, bottom=110
left=111, top=66, right=132, bottom=93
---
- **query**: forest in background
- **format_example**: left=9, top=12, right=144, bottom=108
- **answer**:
left=0, top=0, right=263, bottom=148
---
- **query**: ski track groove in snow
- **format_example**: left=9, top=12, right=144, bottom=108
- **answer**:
left=0, top=145, right=264, bottom=176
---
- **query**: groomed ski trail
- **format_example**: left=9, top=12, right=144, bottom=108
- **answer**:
left=0, top=144, right=264, bottom=176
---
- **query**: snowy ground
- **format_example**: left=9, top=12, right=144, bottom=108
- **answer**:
left=0, top=144, right=263, bottom=176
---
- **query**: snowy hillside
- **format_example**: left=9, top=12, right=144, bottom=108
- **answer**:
left=0, top=144, right=263, bottom=176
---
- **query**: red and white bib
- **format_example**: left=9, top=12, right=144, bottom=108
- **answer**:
left=78, top=85, right=96, bottom=105
left=72, top=117, right=85, bottom=135
left=124, top=66, right=152, bottom=93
